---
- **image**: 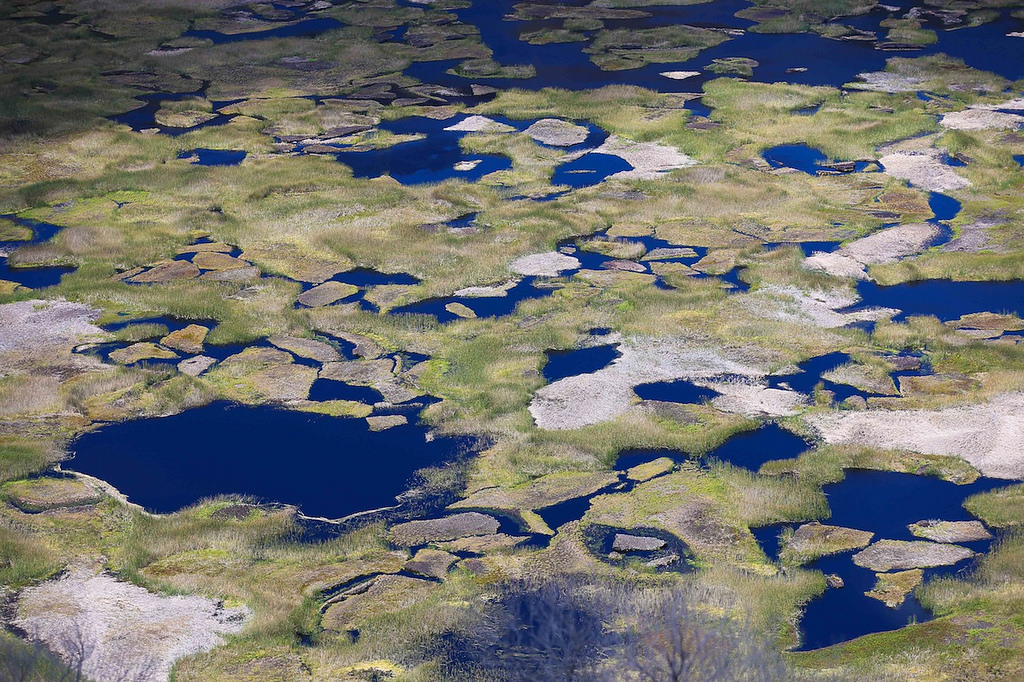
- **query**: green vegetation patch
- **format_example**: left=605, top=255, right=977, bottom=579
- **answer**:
left=965, top=484, right=1024, bottom=528
left=2, top=476, right=103, bottom=513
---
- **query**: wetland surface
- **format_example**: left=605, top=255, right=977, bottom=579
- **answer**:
left=4, top=0, right=1024, bottom=678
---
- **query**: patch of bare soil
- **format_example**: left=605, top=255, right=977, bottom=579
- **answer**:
left=807, top=392, right=1024, bottom=479
left=12, top=566, right=249, bottom=682
left=529, top=336, right=772, bottom=430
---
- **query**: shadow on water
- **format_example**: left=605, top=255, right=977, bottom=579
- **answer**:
left=752, top=471, right=1009, bottom=650
left=328, top=268, right=420, bottom=287
left=66, top=402, right=478, bottom=519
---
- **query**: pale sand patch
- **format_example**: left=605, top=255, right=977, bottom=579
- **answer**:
left=453, top=159, right=481, bottom=171
left=740, top=285, right=898, bottom=329
left=593, top=135, right=696, bottom=180
left=454, top=279, right=520, bottom=298
left=843, top=223, right=940, bottom=263
left=13, top=566, right=249, bottom=682
left=971, top=97, right=1024, bottom=111
left=523, top=118, right=589, bottom=146
left=847, top=71, right=923, bottom=93
left=806, top=392, right=1024, bottom=479
left=708, top=381, right=806, bottom=417
left=878, top=150, right=970, bottom=192
left=803, top=252, right=872, bottom=280
left=443, top=115, right=514, bottom=133
left=509, top=251, right=580, bottom=276
left=803, top=223, right=940, bottom=280
left=529, top=337, right=766, bottom=430
left=0, top=299, right=106, bottom=353
left=940, top=109, right=1024, bottom=131
left=660, top=70, right=701, bottom=80
left=852, top=540, right=974, bottom=572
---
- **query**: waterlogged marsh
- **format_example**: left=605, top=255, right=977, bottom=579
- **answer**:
left=5, top=0, right=1024, bottom=678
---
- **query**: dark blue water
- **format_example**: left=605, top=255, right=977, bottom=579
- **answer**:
left=308, top=380, right=385, bottom=404
left=404, top=1, right=1022, bottom=95
left=183, top=17, right=343, bottom=44
left=321, top=114, right=495, bottom=183
left=110, top=92, right=235, bottom=136
left=706, top=422, right=812, bottom=471
left=324, top=115, right=618, bottom=187
left=179, top=148, right=247, bottom=166
left=536, top=494, right=602, bottom=532
left=856, top=279, right=1024, bottom=322
left=392, top=277, right=560, bottom=323
left=614, top=448, right=685, bottom=473
left=612, top=421, right=811, bottom=473
left=339, top=144, right=511, bottom=185
left=406, top=0, right=891, bottom=92
left=772, top=470, right=1009, bottom=650
left=0, top=217, right=74, bottom=288
left=542, top=344, right=620, bottom=382
left=915, top=12, right=1024, bottom=81
left=769, top=352, right=848, bottom=394
left=1014, top=154, right=1024, bottom=168
left=67, top=402, right=476, bottom=518
left=766, top=351, right=893, bottom=402
left=445, top=213, right=478, bottom=230
left=762, top=144, right=871, bottom=175
left=928, top=191, right=961, bottom=223
left=633, top=379, right=719, bottom=404
left=328, top=268, right=420, bottom=287
left=551, top=153, right=633, bottom=189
